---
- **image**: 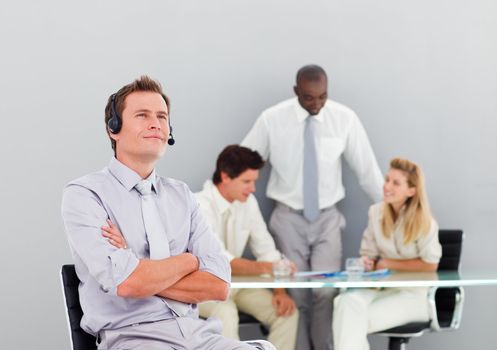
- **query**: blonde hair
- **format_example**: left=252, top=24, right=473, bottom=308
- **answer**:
left=381, top=158, right=433, bottom=244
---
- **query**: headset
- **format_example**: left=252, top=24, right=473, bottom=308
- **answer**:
left=107, top=93, right=175, bottom=146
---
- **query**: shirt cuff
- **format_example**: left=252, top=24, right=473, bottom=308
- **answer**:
left=256, top=251, right=282, bottom=263
left=106, top=248, right=140, bottom=295
left=198, top=253, right=231, bottom=284
left=420, top=255, right=442, bottom=264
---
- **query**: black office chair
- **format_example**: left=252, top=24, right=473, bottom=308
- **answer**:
left=239, top=311, right=270, bottom=336
left=61, top=264, right=273, bottom=350
left=60, top=264, right=97, bottom=350
left=224, top=245, right=270, bottom=337
left=375, top=229, right=465, bottom=350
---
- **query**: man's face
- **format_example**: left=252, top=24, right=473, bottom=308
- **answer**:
left=111, top=91, right=169, bottom=162
left=294, top=77, right=328, bottom=115
left=221, top=168, right=259, bottom=203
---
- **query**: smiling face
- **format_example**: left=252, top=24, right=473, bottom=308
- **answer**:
left=220, top=168, right=259, bottom=203
left=110, top=91, right=169, bottom=165
left=294, top=75, right=328, bottom=115
left=383, top=168, right=416, bottom=212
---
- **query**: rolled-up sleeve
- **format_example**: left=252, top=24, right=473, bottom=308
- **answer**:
left=343, top=113, right=383, bottom=203
left=247, top=196, right=281, bottom=262
left=417, top=220, right=442, bottom=264
left=359, top=206, right=380, bottom=257
left=187, top=190, right=231, bottom=283
left=241, top=113, right=270, bottom=160
left=62, top=184, right=139, bottom=294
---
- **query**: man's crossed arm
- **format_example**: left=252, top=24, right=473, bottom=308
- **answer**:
left=103, top=220, right=229, bottom=302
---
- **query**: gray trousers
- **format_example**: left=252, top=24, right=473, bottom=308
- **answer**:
left=97, top=317, right=269, bottom=350
left=269, top=203, right=345, bottom=350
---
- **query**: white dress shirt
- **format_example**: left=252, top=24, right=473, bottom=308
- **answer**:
left=195, top=180, right=282, bottom=263
left=242, top=97, right=383, bottom=210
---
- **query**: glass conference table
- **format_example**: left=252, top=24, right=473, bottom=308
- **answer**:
left=231, top=270, right=497, bottom=289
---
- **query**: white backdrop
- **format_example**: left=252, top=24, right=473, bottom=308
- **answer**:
left=0, top=1, right=496, bottom=349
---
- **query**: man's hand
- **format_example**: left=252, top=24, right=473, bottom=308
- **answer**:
left=272, top=289, right=296, bottom=317
left=102, top=219, right=128, bottom=249
left=289, top=261, right=298, bottom=274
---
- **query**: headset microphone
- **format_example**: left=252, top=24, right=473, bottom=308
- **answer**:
left=168, top=125, right=175, bottom=146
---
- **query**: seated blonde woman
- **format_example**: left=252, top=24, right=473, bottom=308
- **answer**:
left=332, top=158, right=442, bottom=350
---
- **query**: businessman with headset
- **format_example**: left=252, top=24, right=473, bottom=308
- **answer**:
left=62, top=76, right=273, bottom=350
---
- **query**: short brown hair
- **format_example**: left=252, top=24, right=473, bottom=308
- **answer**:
left=104, top=75, right=170, bottom=153
left=212, top=145, right=264, bottom=184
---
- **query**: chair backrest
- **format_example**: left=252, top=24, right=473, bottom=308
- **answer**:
left=435, top=230, right=464, bottom=327
left=60, top=264, right=97, bottom=350
left=437, top=229, right=463, bottom=271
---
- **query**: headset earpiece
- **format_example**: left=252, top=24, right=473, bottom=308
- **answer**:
left=107, top=94, right=122, bottom=134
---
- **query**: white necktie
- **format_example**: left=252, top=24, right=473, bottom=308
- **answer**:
left=303, top=116, right=320, bottom=222
left=135, top=179, right=190, bottom=316
left=223, top=208, right=236, bottom=254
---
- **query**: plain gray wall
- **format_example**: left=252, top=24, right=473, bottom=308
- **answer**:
left=1, top=1, right=496, bottom=349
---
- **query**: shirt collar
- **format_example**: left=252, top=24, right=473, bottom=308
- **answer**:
left=203, top=180, right=232, bottom=214
left=108, top=157, right=158, bottom=192
left=293, top=97, right=325, bottom=123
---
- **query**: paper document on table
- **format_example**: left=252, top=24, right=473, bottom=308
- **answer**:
left=344, top=269, right=391, bottom=278
left=294, top=270, right=339, bottom=277
left=295, top=269, right=391, bottom=278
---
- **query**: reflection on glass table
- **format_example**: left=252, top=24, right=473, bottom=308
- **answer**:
left=230, top=270, right=497, bottom=289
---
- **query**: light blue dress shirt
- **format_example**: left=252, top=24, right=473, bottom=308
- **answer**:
left=61, top=157, right=231, bottom=335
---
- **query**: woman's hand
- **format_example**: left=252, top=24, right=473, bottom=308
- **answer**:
left=102, top=219, right=128, bottom=249
left=361, top=256, right=376, bottom=271
left=375, top=257, right=388, bottom=270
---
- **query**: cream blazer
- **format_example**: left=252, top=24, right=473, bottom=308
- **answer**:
left=359, top=202, right=442, bottom=264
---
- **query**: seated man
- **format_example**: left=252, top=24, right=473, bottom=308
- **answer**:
left=196, top=145, right=299, bottom=350
left=61, top=76, right=273, bottom=350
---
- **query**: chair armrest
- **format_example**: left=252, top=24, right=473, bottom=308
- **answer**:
left=428, top=286, right=464, bottom=331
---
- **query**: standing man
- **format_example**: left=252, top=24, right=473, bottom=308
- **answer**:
left=62, top=76, right=273, bottom=350
left=242, top=65, right=383, bottom=350
left=196, top=145, right=299, bottom=350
